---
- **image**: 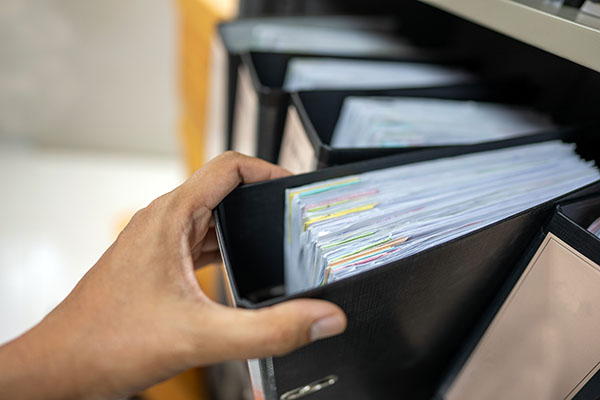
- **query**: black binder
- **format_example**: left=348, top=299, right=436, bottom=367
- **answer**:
left=278, top=80, right=546, bottom=171
left=217, top=16, right=416, bottom=152
left=214, top=130, right=598, bottom=399
left=231, top=50, right=467, bottom=163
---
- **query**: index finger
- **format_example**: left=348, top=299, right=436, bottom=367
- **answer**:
left=178, top=151, right=291, bottom=212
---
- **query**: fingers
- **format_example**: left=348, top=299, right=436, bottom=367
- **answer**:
left=196, top=299, right=347, bottom=363
left=179, top=152, right=291, bottom=212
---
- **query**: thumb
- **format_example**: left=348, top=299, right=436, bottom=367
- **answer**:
left=200, top=299, right=347, bottom=362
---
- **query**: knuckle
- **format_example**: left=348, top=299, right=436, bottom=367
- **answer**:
left=133, top=194, right=178, bottom=228
left=221, top=150, right=241, bottom=161
left=124, top=206, right=150, bottom=229
left=130, top=207, right=146, bottom=222
left=141, top=198, right=163, bottom=219
left=149, top=192, right=179, bottom=215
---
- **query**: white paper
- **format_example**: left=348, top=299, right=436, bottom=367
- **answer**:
left=283, top=58, right=473, bottom=92
left=284, top=141, right=599, bottom=294
left=221, top=16, right=413, bottom=56
left=331, top=97, right=555, bottom=148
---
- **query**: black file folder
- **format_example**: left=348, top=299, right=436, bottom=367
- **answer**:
left=437, top=194, right=600, bottom=400
left=215, top=16, right=408, bottom=151
left=231, top=50, right=466, bottom=163
left=214, top=130, right=598, bottom=399
left=278, top=81, right=546, bottom=172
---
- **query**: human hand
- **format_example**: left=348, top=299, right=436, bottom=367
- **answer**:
left=0, top=152, right=347, bottom=400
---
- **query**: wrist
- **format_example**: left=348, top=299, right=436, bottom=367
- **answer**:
left=0, top=312, right=83, bottom=399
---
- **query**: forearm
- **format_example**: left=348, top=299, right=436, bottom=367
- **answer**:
left=0, top=317, right=78, bottom=400
left=0, top=281, right=194, bottom=400
left=0, top=305, right=154, bottom=400
left=0, top=293, right=140, bottom=400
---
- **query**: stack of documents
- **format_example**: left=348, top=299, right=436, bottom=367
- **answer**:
left=588, top=217, right=600, bottom=238
left=248, top=24, right=412, bottom=56
left=331, top=97, right=555, bottom=148
left=282, top=58, right=473, bottom=92
left=284, top=141, right=599, bottom=294
left=223, top=18, right=413, bottom=56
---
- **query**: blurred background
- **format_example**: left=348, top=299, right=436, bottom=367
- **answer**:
left=0, top=0, right=207, bottom=398
left=0, top=0, right=184, bottom=339
left=0, top=0, right=185, bottom=343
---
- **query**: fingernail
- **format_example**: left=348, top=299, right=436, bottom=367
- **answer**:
left=310, top=315, right=346, bottom=342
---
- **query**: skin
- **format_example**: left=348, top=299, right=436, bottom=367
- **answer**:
left=0, top=151, right=347, bottom=400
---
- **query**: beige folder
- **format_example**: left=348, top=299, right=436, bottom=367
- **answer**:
left=278, top=105, right=317, bottom=174
left=231, top=64, right=259, bottom=157
left=446, top=233, right=600, bottom=400
left=205, top=35, right=229, bottom=161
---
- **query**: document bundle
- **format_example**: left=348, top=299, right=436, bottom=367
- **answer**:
left=588, top=217, right=600, bottom=238
left=331, top=97, right=555, bottom=148
left=284, top=141, right=599, bottom=293
left=282, top=58, right=473, bottom=92
left=247, top=24, right=412, bottom=56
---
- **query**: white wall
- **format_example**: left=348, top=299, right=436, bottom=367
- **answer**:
left=0, top=0, right=179, bottom=155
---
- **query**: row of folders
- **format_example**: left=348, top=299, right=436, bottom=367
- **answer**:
left=207, top=16, right=570, bottom=173
left=209, top=15, right=600, bottom=400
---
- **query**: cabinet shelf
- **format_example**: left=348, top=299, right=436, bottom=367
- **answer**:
left=420, top=0, right=600, bottom=73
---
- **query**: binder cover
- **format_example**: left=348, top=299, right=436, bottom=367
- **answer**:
left=438, top=195, right=600, bottom=400
left=215, top=131, right=596, bottom=399
left=279, top=83, right=556, bottom=172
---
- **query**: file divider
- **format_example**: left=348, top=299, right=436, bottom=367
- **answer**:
left=215, top=129, right=596, bottom=399
left=437, top=193, right=600, bottom=400
left=231, top=50, right=469, bottom=163
left=279, top=81, right=548, bottom=172
left=543, top=197, right=600, bottom=400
